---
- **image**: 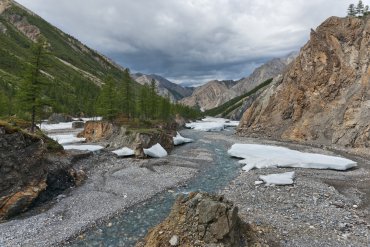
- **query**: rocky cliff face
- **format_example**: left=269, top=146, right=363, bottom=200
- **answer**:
left=0, top=122, right=79, bottom=220
left=238, top=17, right=370, bottom=154
left=180, top=80, right=237, bottom=111
left=136, top=192, right=246, bottom=247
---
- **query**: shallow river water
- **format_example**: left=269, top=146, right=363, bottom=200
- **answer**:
left=70, top=129, right=241, bottom=247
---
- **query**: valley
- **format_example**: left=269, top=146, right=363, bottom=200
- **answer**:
left=1, top=0, right=370, bottom=246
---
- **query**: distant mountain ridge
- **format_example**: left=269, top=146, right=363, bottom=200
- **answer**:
left=180, top=52, right=297, bottom=111
left=132, top=73, right=193, bottom=102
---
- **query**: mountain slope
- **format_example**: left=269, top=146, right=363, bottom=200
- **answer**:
left=238, top=17, right=370, bottom=154
left=180, top=53, right=296, bottom=111
left=230, top=52, right=297, bottom=96
left=0, top=0, right=132, bottom=116
left=179, top=80, right=237, bottom=111
left=133, top=73, right=193, bottom=102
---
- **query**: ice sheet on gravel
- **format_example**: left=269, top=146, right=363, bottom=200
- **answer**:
left=173, top=132, right=193, bottom=145
left=48, top=134, right=86, bottom=145
left=259, top=171, right=295, bottom=185
left=228, top=144, right=357, bottom=171
left=63, top=145, right=104, bottom=152
left=144, top=143, right=168, bottom=158
left=112, top=147, right=134, bottom=157
left=185, top=117, right=239, bottom=132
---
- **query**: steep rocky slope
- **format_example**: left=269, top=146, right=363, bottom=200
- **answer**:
left=133, top=73, right=193, bottom=102
left=238, top=17, right=370, bottom=154
left=179, top=80, right=237, bottom=111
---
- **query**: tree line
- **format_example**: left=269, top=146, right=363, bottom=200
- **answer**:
left=6, top=37, right=200, bottom=132
left=347, top=0, right=369, bottom=17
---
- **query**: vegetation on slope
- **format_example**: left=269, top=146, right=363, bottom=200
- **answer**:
left=0, top=3, right=201, bottom=124
left=204, top=78, right=273, bottom=117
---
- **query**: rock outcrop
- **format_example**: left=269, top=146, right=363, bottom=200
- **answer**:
left=0, top=122, right=80, bottom=220
left=136, top=192, right=246, bottom=247
left=78, top=121, right=175, bottom=152
left=238, top=17, right=370, bottom=154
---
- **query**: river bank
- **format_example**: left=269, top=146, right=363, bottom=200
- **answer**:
left=0, top=129, right=369, bottom=247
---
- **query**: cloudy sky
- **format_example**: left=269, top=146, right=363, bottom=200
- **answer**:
left=17, top=0, right=353, bottom=86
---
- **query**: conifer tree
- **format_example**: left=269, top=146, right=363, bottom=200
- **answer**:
left=148, top=79, right=158, bottom=119
left=97, top=76, right=118, bottom=121
left=356, top=0, right=364, bottom=15
left=121, top=69, right=134, bottom=118
left=17, top=36, right=48, bottom=132
left=348, top=3, right=357, bottom=16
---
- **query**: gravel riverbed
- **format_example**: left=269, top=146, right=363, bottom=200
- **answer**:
left=0, top=130, right=369, bottom=247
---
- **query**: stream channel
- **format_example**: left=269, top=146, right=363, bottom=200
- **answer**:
left=70, top=129, right=241, bottom=246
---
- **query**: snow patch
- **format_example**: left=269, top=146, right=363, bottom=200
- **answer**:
left=228, top=144, right=357, bottom=171
left=185, top=117, right=239, bottom=132
left=259, top=172, right=295, bottom=185
left=40, top=122, right=73, bottom=131
left=63, top=145, right=104, bottom=152
left=48, top=134, right=86, bottom=145
left=144, top=143, right=168, bottom=158
left=173, top=132, right=193, bottom=146
left=112, top=147, right=134, bottom=157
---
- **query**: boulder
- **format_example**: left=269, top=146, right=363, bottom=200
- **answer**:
left=136, top=192, right=246, bottom=247
left=47, top=113, right=73, bottom=124
left=72, top=121, right=84, bottom=129
left=77, top=121, right=114, bottom=142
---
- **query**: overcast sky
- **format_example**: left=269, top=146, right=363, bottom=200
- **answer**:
left=17, top=0, right=353, bottom=86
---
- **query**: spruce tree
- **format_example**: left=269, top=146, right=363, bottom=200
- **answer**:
left=348, top=4, right=357, bottom=16
left=148, top=79, right=158, bottom=119
left=97, top=76, right=118, bottom=121
left=121, top=69, right=134, bottom=118
left=17, top=36, right=48, bottom=132
left=356, top=0, right=364, bottom=16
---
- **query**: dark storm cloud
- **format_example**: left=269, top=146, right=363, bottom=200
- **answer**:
left=17, top=0, right=354, bottom=86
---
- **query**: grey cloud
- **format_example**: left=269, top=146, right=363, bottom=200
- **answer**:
left=17, top=0, right=354, bottom=86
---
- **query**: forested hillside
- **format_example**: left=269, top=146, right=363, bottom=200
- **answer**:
left=0, top=0, right=200, bottom=122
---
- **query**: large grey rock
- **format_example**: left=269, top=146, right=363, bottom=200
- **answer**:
left=136, top=192, right=246, bottom=247
left=48, top=113, right=73, bottom=124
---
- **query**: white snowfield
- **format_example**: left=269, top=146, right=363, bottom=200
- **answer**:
left=63, top=145, right=104, bottom=152
left=48, top=134, right=86, bottom=145
left=228, top=144, right=357, bottom=172
left=144, top=143, right=168, bottom=158
left=259, top=172, right=295, bottom=185
left=173, top=132, right=193, bottom=146
left=186, top=117, right=239, bottom=132
left=112, top=147, right=134, bottom=157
